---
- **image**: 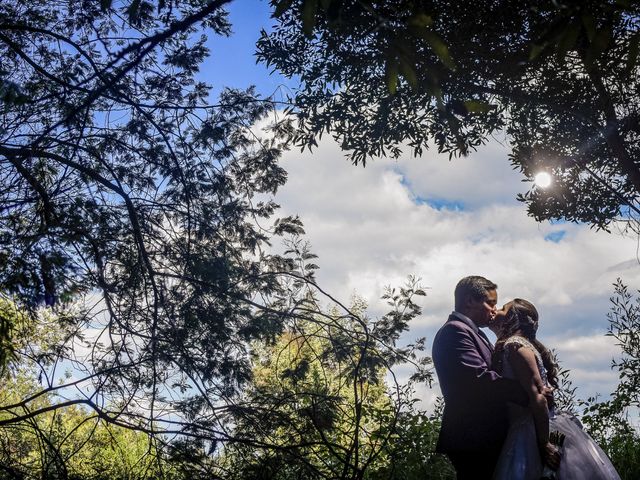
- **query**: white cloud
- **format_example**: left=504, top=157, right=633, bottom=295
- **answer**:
left=396, top=134, right=526, bottom=209
left=274, top=134, right=640, bottom=410
left=553, top=334, right=620, bottom=366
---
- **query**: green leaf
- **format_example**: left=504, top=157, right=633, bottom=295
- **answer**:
left=529, top=43, right=547, bottom=60
left=385, top=59, right=399, bottom=95
left=274, top=0, right=294, bottom=18
left=408, top=13, right=433, bottom=28
left=419, top=30, right=455, bottom=71
left=398, top=58, right=418, bottom=89
left=426, top=77, right=443, bottom=106
left=302, top=0, right=318, bottom=38
left=463, top=100, right=494, bottom=114
left=445, top=111, right=461, bottom=133
left=100, top=0, right=112, bottom=10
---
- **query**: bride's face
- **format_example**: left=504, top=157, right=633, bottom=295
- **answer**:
left=488, top=301, right=514, bottom=335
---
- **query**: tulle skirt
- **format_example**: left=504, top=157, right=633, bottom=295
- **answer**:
left=492, top=412, right=621, bottom=480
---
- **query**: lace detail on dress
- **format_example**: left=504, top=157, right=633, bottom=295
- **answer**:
left=502, top=335, right=548, bottom=387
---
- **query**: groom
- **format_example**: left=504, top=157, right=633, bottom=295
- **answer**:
left=432, top=276, right=528, bottom=479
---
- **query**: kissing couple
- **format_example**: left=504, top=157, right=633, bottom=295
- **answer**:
left=432, top=275, right=621, bottom=480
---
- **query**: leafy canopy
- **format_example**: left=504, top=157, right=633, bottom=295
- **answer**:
left=220, top=277, right=435, bottom=480
left=259, top=0, right=640, bottom=230
left=0, top=0, right=311, bottom=443
left=0, top=2, right=434, bottom=466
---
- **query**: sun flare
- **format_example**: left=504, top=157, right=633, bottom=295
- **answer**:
left=534, top=171, right=552, bottom=188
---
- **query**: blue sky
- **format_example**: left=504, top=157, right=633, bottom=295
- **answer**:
left=199, top=1, right=640, bottom=415
left=204, top=1, right=294, bottom=98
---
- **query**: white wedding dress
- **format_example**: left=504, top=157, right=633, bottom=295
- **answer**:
left=492, top=336, right=621, bottom=480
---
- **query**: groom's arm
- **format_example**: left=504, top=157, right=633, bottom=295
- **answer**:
left=434, top=322, right=528, bottom=405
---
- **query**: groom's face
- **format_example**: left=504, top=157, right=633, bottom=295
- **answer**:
left=467, top=289, right=497, bottom=327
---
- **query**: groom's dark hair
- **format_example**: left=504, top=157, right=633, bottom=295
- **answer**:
left=454, top=276, right=497, bottom=311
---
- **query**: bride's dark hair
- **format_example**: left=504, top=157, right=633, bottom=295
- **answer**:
left=492, top=298, right=558, bottom=388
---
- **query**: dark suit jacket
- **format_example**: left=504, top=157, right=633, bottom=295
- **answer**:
left=432, top=314, right=527, bottom=454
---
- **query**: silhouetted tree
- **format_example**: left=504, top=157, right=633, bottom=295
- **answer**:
left=259, top=0, right=640, bottom=229
left=0, top=3, right=433, bottom=475
left=580, top=279, right=640, bottom=480
left=219, top=277, right=436, bottom=480
left=0, top=0, right=312, bottom=443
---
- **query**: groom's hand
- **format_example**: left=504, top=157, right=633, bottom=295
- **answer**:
left=541, top=441, right=561, bottom=470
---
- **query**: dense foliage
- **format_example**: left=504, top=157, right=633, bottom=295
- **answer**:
left=219, top=283, right=438, bottom=480
left=0, top=275, right=435, bottom=479
left=0, top=3, right=435, bottom=474
left=259, top=0, right=640, bottom=229
left=579, top=279, right=640, bottom=480
left=0, top=0, right=319, bottom=445
left=6, top=278, right=640, bottom=479
left=1, top=373, right=168, bottom=479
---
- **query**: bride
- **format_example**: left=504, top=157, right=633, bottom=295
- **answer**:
left=488, top=298, right=621, bottom=480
